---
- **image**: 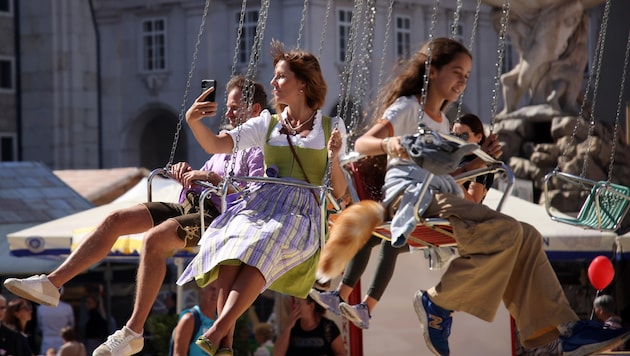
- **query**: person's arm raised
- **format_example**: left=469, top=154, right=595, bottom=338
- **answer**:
left=186, top=88, right=234, bottom=154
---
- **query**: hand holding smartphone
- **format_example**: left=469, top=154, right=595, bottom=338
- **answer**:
left=201, top=79, right=217, bottom=102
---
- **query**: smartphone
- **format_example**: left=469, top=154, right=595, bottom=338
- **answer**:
left=201, top=79, right=217, bottom=102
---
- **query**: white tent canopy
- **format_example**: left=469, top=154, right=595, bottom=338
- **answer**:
left=7, top=176, right=185, bottom=260
left=484, top=188, right=628, bottom=260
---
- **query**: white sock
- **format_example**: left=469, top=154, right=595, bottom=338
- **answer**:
left=124, top=326, right=143, bottom=336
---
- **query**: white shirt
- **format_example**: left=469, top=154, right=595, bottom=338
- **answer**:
left=383, top=95, right=450, bottom=136
left=226, top=109, right=348, bottom=154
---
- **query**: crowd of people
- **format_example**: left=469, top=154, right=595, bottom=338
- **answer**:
left=3, top=35, right=630, bottom=356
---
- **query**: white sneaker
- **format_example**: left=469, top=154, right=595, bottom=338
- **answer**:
left=308, top=289, right=342, bottom=316
left=339, top=302, right=371, bottom=329
left=93, top=326, right=144, bottom=356
left=3, top=274, right=60, bottom=307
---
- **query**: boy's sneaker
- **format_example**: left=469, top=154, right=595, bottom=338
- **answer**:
left=340, top=302, right=371, bottom=329
left=93, top=326, right=144, bottom=356
left=560, top=320, right=630, bottom=356
left=308, top=289, right=342, bottom=316
left=413, top=290, right=453, bottom=356
left=3, top=274, right=60, bottom=307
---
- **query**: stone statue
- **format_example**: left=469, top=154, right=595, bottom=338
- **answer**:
left=482, top=0, right=604, bottom=117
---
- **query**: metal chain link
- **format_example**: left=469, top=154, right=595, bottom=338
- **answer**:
left=336, top=0, right=363, bottom=126
left=376, top=0, right=394, bottom=97
left=607, top=29, right=630, bottom=182
left=488, top=0, right=510, bottom=135
left=455, top=0, right=481, bottom=120
left=450, top=0, right=463, bottom=41
left=559, top=0, right=609, bottom=171
left=230, top=0, right=270, bottom=183
left=166, top=0, right=212, bottom=169
left=221, top=0, right=249, bottom=185
left=580, top=0, right=610, bottom=179
left=417, top=0, right=440, bottom=129
left=296, top=0, right=309, bottom=48
left=348, top=1, right=376, bottom=141
left=317, top=0, right=333, bottom=59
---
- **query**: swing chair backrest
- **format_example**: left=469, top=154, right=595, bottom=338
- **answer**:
left=579, top=182, right=630, bottom=231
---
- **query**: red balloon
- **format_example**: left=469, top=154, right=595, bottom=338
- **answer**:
left=588, top=256, right=615, bottom=290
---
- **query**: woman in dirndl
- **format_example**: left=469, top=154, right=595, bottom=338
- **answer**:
left=178, top=39, right=348, bottom=355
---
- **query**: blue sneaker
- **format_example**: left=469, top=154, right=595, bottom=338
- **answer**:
left=413, top=290, right=453, bottom=356
left=340, top=302, right=371, bottom=329
left=560, top=320, right=630, bottom=356
left=308, top=289, right=342, bottom=316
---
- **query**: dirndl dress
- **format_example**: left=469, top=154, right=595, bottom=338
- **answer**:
left=177, top=113, right=337, bottom=297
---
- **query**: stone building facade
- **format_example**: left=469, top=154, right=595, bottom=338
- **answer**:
left=13, top=0, right=502, bottom=170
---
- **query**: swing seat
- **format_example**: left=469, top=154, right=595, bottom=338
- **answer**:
left=543, top=170, right=630, bottom=231
left=340, top=140, right=514, bottom=249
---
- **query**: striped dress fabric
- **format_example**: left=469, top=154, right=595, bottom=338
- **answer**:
left=176, top=111, right=340, bottom=296
left=176, top=179, right=321, bottom=293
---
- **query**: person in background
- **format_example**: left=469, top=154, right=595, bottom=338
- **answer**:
left=171, top=282, right=219, bottom=356
left=451, top=113, right=496, bottom=203
left=0, top=294, right=33, bottom=356
left=56, top=326, right=86, bottom=356
left=4, top=298, right=33, bottom=338
left=594, top=294, right=625, bottom=351
left=252, top=322, right=275, bottom=356
left=594, top=294, right=623, bottom=329
left=38, top=288, right=74, bottom=355
left=273, top=296, right=345, bottom=356
left=167, top=292, right=178, bottom=315
left=4, top=75, right=268, bottom=356
left=83, top=294, right=109, bottom=354
left=177, top=40, right=347, bottom=356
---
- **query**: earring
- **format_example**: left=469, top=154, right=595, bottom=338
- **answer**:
left=299, top=89, right=304, bottom=93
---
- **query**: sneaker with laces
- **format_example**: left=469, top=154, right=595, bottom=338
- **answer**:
left=308, top=289, right=341, bottom=316
left=339, top=302, right=371, bottom=329
left=413, top=290, right=453, bottom=356
left=93, top=326, right=144, bottom=356
left=3, top=274, right=60, bottom=307
left=560, top=320, right=630, bottom=356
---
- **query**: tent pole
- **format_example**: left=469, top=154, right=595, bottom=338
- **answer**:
left=174, top=257, right=185, bottom=314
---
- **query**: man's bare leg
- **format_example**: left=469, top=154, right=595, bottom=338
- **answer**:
left=125, top=219, right=185, bottom=333
left=47, top=205, right=153, bottom=288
